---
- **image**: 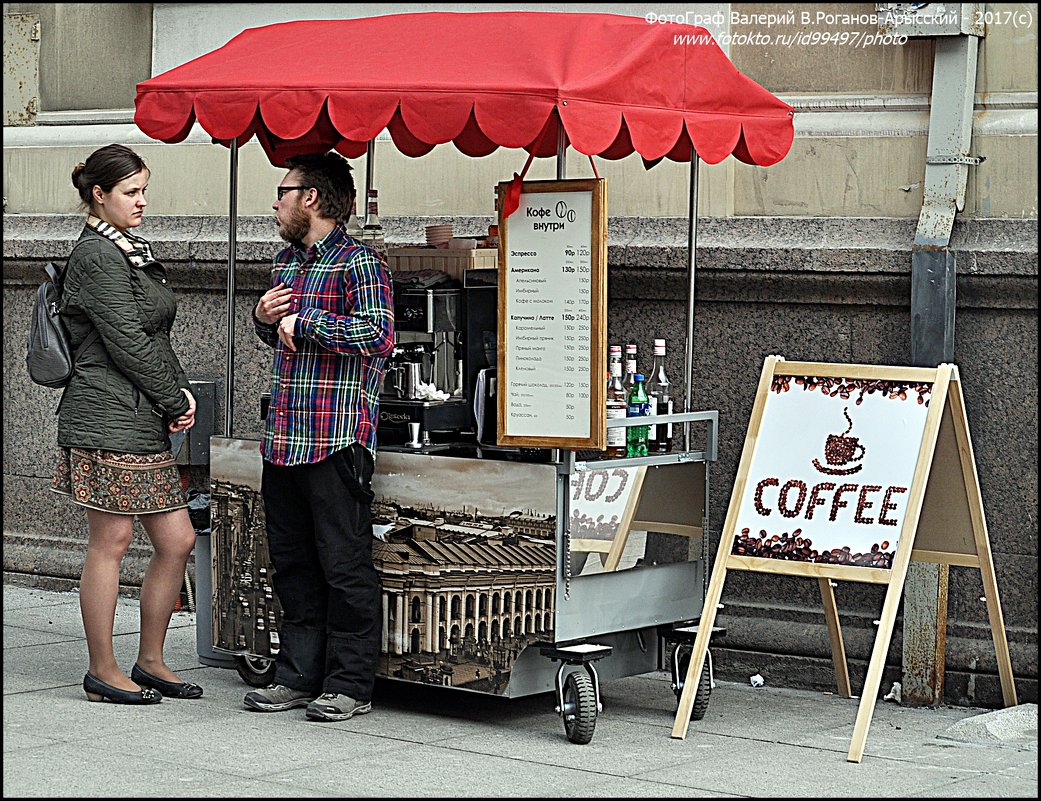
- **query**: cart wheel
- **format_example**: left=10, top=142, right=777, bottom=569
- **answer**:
left=675, top=652, right=712, bottom=721
left=235, top=655, right=277, bottom=687
left=562, top=670, right=597, bottom=745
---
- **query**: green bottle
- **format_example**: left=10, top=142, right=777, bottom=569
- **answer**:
left=626, top=373, right=650, bottom=458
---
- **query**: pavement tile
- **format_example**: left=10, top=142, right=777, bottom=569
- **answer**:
left=261, top=741, right=628, bottom=797
left=3, top=585, right=80, bottom=611
left=1, top=740, right=257, bottom=798
left=3, top=582, right=1035, bottom=799
left=908, top=768, right=1039, bottom=798
left=573, top=775, right=734, bottom=797
left=85, top=714, right=413, bottom=781
left=633, top=735, right=983, bottom=796
left=2, top=624, right=81, bottom=649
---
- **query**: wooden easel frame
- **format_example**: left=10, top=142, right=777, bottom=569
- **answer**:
left=671, top=356, right=1017, bottom=762
left=569, top=466, right=647, bottom=571
left=602, top=466, right=647, bottom=572
left=570, top=462, right=705, bottom=573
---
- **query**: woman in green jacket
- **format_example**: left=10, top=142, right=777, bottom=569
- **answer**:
left=52, top=144, right=204, bottom=704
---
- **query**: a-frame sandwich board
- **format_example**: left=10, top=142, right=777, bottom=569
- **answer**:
left=671, top=356, right=1017, bottom=763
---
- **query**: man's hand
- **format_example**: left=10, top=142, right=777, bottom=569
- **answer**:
left=255, top=283, right=294, bottom=325
left=277, top=313, right=300, bottom=352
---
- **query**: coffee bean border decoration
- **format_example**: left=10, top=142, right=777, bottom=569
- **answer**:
left=732, top=526, right=895, bottom=569
left=771, top=375, right=933, bottom=406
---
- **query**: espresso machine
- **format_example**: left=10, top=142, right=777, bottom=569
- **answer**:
left=461, top=268, right=551, bottom=462
left=379, top=281, right=470, bottom=445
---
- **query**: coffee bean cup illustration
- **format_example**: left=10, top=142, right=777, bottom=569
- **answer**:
left=813, top=407, right=866, bottom=475
left=824, top=433, right=866, bottom=466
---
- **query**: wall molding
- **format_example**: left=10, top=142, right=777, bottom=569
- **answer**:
left=6, top=91, right=1037, bottom=145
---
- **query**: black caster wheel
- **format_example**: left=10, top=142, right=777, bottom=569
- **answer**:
left=235, top=654, right=277, bottom=687
left=675, top=652, right=712, bottom=721
left=562, top=670, right=597, bottom=744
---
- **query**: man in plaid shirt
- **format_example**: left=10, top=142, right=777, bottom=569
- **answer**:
left=244, top=151, right=394, bottom=722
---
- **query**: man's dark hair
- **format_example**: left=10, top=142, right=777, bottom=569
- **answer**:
left=285, top=151, right=355, bottom=225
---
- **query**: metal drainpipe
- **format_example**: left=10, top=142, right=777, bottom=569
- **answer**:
left=904, top=19, right=984, bottom=707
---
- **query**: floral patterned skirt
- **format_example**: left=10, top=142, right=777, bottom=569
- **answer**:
left=51, top=447, right=187, bottom=515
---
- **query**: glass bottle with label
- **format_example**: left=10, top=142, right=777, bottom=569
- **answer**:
left=622, top=342, right=638, bottom=395
left=345, top=197, right=364, bottom=239
left=362, top=188, right=386, bottom=258
left=605, top=345, right=626, bottom=458
left=647, top=338, right=673, bottom=452
left=626, top=373, right=650, bottom=458
left=487, top=189, right=500, bottom=248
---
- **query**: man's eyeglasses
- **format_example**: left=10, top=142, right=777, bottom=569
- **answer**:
left=276, top=185, right=311, bottom=201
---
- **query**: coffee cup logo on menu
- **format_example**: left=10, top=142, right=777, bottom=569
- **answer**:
left=526, top=200, right=576, bottom=233
left=731, top=375, right=933, bottom=570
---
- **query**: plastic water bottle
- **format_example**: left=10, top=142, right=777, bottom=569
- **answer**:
left=626, top=373, right=650, bottom=458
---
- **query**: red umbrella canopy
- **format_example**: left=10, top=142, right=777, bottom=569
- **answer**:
left=134, top=11, right=794, bottom=167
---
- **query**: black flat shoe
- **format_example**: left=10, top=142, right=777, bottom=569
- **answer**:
left=83, top=672, right=162, bottom=704
left=131, top=663, right=204, bottom=699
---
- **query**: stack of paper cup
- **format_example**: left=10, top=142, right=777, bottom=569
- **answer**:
left=426, top=224, right=453, bottom=247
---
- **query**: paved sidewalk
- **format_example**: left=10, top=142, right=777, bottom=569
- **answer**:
left=3, top=582, right=1036, bottom=798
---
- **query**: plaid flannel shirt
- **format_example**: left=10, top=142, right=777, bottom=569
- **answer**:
left=255, top=224, right=394, bottom=466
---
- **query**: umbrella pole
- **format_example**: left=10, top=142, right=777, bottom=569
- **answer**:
left=365, top=140, right=376, bottom=213
left=556, top=122, right=567, bottom=180
left=683, top=152, right=701, bottom=450
left=553, top=123, right=567, bottom=464
left=223, top=139, right=239, bottom=437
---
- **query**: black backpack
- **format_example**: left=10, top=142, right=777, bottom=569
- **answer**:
left=25, top=261, right=98, bottom=389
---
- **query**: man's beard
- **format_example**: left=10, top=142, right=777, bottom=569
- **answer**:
left=278, top=204, right=310, bottom=246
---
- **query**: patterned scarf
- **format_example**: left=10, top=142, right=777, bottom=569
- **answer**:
left=86, top=214, right=155, bottom=267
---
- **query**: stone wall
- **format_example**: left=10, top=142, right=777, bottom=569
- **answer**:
left=3, top=212, right=1036, bottom=706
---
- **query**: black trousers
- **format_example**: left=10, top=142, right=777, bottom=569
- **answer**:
left=261, top=444, right=381, bottom=700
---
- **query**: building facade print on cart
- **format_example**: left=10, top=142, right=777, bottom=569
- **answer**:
left=731, top=375, right=933, bottom=570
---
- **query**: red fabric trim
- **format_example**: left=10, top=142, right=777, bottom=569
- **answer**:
left=135, top=12, right=794, bottom=167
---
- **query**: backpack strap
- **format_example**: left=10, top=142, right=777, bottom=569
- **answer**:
left=44, top=260, right=64, bottom=288
left=73, top=329, right=100, bottom=359
left=56, top=239, right=103, bottom=364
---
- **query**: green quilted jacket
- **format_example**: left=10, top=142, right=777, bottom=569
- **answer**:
left=56, top=227, right=191, bottom=453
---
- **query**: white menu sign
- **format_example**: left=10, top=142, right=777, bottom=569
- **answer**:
left=498, top=179, right=606, bottom=448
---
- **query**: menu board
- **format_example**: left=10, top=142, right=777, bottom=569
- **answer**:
left=497, top=179, right=607, bottom=449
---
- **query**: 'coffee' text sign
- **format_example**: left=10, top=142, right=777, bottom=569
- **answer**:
left=732, top=373, right=933, bottom=569
left=674, top=358, right=1018, bottom=760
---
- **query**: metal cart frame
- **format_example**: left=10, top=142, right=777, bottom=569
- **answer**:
left=203, top=409, right=717, bottom=742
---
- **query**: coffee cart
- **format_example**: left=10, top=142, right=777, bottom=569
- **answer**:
left=134, top=11, right=794, bottom=743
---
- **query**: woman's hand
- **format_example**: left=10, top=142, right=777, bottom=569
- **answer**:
left=169, top=388, right=196, bottom=433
